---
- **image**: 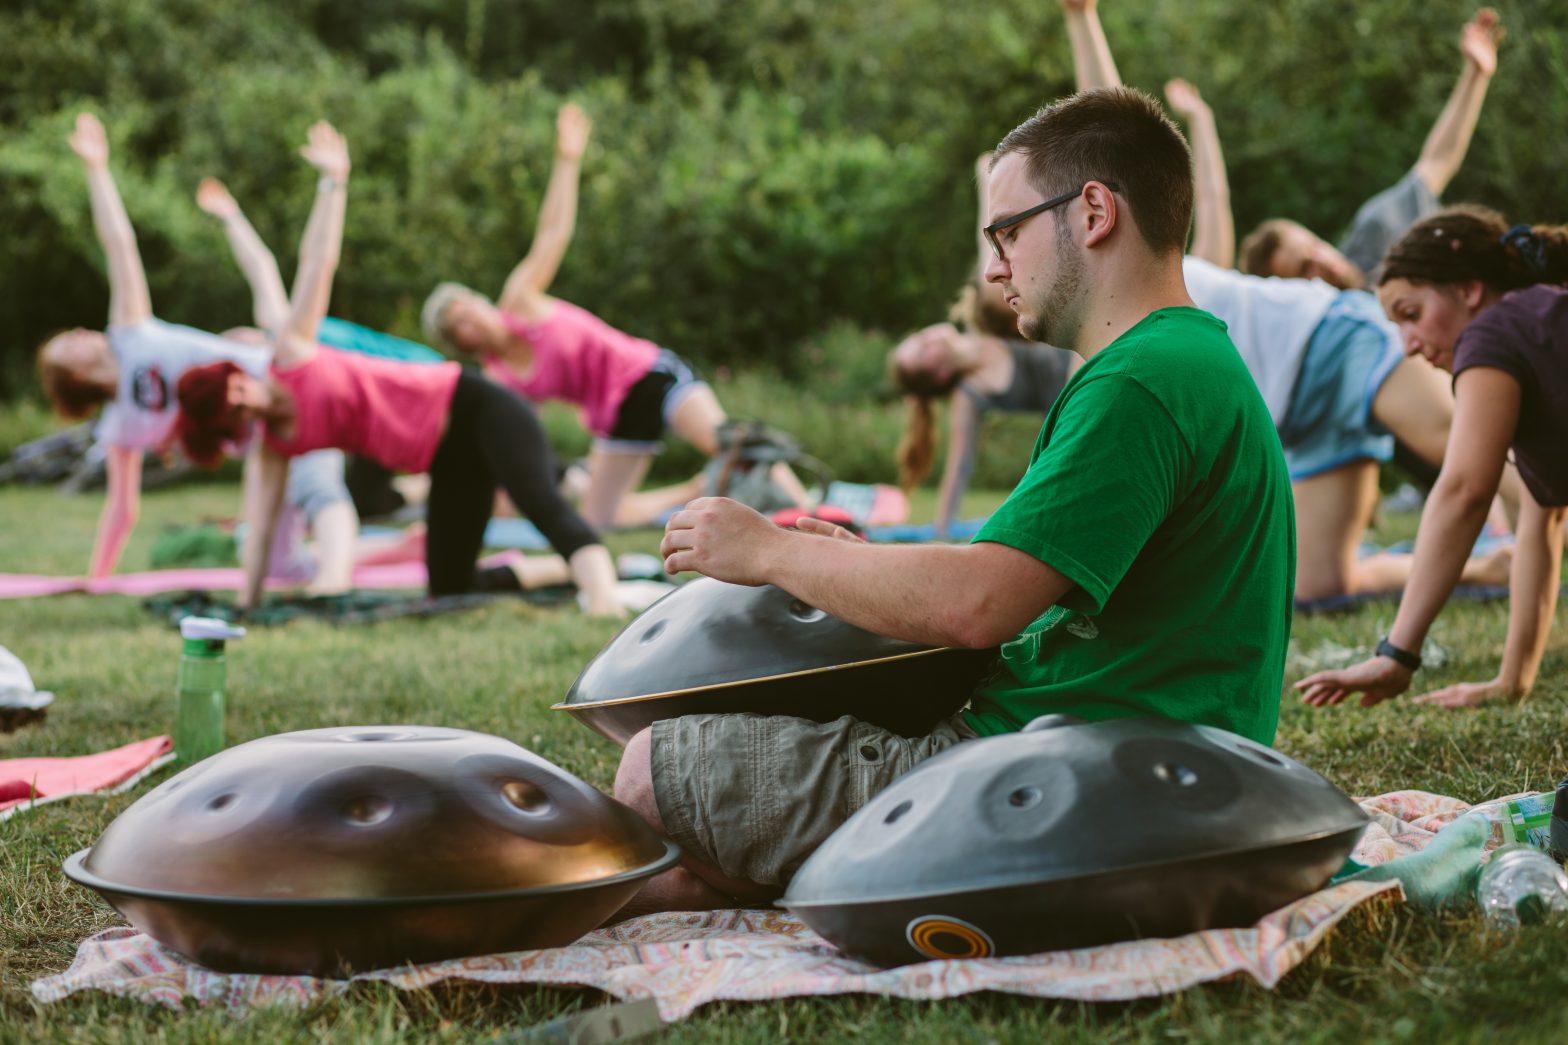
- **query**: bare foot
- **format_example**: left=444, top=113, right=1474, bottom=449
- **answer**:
left=1460, top=544, right=1512, bottom=587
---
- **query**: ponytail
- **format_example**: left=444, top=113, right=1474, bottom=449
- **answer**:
left=1380, top=205, right=1568, bottom=293
left=896, top=394, right=938, bottom=493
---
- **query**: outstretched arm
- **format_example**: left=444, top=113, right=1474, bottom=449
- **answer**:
left=87, top=445, right=142, bottom=579
left=197, top=178, right=289, bottom=336
left=1165, top=79, right=1234, bottom=267
left=69, top=113, right=151, bottom=327
left=1297, top=366, right=1518, bottom=708
left=935, top=390, right=981, bottom=540
left=1060, top=0, right=1121, bottom=92
left=238, top=441, right=290, bottom=609
left=1413, top=9, right=1502, bottom=197
left=278, top=121, right=350, bottom=367
left=498, top=103, right=593, bottom=313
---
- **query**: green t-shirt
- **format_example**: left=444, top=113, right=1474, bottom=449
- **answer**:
left=962, top=307, right=1294, bottom=745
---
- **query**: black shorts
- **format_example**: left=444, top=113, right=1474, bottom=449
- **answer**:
left=602, top=349, right=705, bottom=451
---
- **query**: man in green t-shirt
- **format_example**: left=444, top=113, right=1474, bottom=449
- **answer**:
left=608, top=86, right=1295, bottom=915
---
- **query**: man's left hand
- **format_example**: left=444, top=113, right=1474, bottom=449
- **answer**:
left=661, top=497, right=787, bottom=585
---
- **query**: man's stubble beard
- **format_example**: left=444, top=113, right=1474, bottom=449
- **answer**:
left=1017, top=226, right=1087, bottom=348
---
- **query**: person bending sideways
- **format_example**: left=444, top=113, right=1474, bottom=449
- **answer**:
left=1062, top=0, right=1514, bottom=602
left=170, top=122, right=622, bottom=614
left=33, top=113, right=360, bottom=593
left=1299, top=208, right=1568, bottom=710
left=421, top=103, right=810, bottom=530
left=1238, top=9, right=1504, bottom=287
left=609, top=88, right=1295, bottom=915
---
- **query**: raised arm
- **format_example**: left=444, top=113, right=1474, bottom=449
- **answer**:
left=1165, top=79, right=1234, bottom=267
left=278, top=121, right=350, bottom=367
left=237, top=441, right=290, bottom=609
left=498, top=103, right=593, bottom=313
left=69, top=113, right=151, bottom=326
left=1060, top=0, right=1121, bottom=92
left=197, top=178, right=289, bottom=335
left=1413, top=9, right=1502, bottom=198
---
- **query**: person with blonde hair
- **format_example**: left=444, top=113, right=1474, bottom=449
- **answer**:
left=421, top=103, right=807, bottom=530
left=891, top=155, right=1079, bottom=538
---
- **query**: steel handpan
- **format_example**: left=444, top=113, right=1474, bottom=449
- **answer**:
left=782, top=716, right=1368, bottom=966
left=64, top=726, right=679, bottom=974
left=554, top=577, right=996, bottom=743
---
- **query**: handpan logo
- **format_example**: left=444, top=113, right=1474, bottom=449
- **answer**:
left=905, top=915, right=995, bottom=960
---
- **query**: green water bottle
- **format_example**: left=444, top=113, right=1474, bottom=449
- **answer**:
left=174, top=617, right=245, bottom=766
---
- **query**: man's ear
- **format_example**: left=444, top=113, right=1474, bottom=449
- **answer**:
left=1081, top=181, right=1118, bottom=248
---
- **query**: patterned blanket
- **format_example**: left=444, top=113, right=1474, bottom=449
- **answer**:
left=34, top=790, right=1486, bottom=1020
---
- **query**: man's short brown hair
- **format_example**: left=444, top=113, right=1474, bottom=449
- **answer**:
left=994, top=87, right=1193, bottom=257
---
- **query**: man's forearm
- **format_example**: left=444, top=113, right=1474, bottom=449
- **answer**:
left=1185, top=110, right=1235, bottom=267
left=1062, top=5, right=1121, bottom=91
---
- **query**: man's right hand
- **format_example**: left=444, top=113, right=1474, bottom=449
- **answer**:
left=660, top=497, right=787, bottom=585
left=69, top=113, right=109, bottom=168
left=1163, top=79, right=1209, bottom=123
left=556, top=102, right=592, bottom=160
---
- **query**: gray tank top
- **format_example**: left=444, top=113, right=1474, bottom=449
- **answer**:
left=965, top=340, right=1074, bottom=413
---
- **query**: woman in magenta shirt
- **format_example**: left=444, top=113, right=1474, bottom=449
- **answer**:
left=172, top=122, right=621, bottom=614
left=1300, top=205, right=1568, bottom=709
left=420, top=103, right=808, bottom=529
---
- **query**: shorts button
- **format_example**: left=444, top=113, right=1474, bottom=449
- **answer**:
left=859, top=744, right=880, bottom=761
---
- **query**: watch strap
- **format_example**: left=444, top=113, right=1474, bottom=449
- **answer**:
left=1375, top=637, right=1422, bottom=672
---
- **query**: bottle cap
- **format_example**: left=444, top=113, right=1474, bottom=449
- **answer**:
left=179, top=617, right=247, bottom=641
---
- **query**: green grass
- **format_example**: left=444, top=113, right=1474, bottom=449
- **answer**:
left=2, top=478, right=1568, bottom=1043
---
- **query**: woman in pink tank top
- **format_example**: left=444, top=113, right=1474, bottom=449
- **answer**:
left=170, top=123, right=622, bottom=615
left=420, top=103, right=810, bottom=530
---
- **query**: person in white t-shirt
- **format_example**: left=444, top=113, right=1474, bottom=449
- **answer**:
left=34, top=113, right=358, bottom=592
left=1063, top=0, right=1512, bottom=601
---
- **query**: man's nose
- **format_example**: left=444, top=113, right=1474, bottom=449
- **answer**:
left=983, top=251, right=1010, bottom=286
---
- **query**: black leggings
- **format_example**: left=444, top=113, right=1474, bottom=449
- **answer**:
left=425, top=372, right=600, bottom=596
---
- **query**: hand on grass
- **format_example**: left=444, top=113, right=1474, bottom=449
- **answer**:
left=196, top=178, right=238, bottom=219
left=69, top=113, right=109, bottom=168
left=1412, top=676, right=1521, bottom=709
left=661, top=497, right=784, bottom=584
left=300, top=121, right=350, bottom=181
left=1296, top=655, right=1413, bottom=708
left=1461, top=9, right=1503, bottom=77
left=556, top=103, right=592, bottom=160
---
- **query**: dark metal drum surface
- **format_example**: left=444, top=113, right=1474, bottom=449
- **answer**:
left=782, top=716, right=1368, bottom=966
left=63, top=726, right=680, bottom=974
left=555, top=578, right=996, bottom=743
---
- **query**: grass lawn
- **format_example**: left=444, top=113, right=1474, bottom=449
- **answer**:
left=3, top=479, right=1568, bottom=1043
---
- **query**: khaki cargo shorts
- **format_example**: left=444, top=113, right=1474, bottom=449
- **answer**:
left=649, top=711, right=977, bottom=889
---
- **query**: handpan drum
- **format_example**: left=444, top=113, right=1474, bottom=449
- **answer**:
left=783, top=715, right=1369, bottom=967
left=554, top=577, right=997, bottom=744
left=63, top=726, right=679, bottom=975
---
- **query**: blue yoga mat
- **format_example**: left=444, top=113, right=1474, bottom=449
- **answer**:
left=864, top=518, right=988, bottom=543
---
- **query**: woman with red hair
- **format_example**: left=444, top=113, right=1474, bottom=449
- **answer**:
left=173, top=123, right=622, bottom=613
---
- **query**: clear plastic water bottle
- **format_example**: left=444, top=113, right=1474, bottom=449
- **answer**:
left=1475, top=844, right=1568, bottom=928
left=175, top=617, right=245, bottom=766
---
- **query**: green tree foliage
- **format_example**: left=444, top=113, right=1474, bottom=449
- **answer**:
left=2, top=0, right=1564, bottom=407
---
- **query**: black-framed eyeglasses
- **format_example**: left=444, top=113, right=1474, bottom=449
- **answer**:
left=983, top=181, right=1120, bottom=261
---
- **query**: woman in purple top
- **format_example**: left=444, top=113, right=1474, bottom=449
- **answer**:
left=1299, top=206, right=1568, bottom=709
left=420, top=103, right=808, bottom=530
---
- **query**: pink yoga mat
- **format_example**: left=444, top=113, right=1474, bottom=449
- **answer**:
left=0, top=553, right=519, bottom=600
left=1, top=735, right=172, bottom=819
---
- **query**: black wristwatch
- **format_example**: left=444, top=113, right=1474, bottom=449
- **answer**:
left=1375, top=637, right=1422, bottom=672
